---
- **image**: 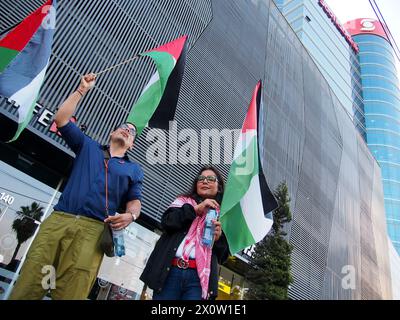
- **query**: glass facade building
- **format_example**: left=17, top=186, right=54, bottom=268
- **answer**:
left=275, top=0, right=366, bottom=137
left=345, top=19, right=400, bottom=255
left=0, top=0, right=393, bottom=299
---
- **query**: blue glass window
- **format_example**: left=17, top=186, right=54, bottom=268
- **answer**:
left=360, top=64, right=399, bottom=83
left=357, top=43, right=396, bottom=59
left=362, top=76, right=400, bottom=93
left=354, top=34, right=392, bottom=47
left=359, top=52, right=397, bottom=69
left=367, top=130, right=400, bottom=149
left=369, top=145, right=400, bottom=163
left=364, top=102, right=400, bottom=119
left=363, top=89, right=400, bottom=105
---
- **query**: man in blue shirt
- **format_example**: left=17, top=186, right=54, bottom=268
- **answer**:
left=10, top=74, right=144, bottom=300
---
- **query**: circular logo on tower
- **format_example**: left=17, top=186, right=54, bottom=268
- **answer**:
left=360, top=19, right=376, bottom=31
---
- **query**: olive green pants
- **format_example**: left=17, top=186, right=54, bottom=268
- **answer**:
left=9, top=211, right=104, bottom=300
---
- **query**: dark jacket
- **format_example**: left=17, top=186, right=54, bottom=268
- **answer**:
left=139, top=203, right=230, bottom=299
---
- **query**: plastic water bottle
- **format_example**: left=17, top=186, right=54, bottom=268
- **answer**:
left=202, top=208, right=218, bottom=247
left=112, top=213, right=126, bottom=257
left=112, top=228, right=125, bottom=257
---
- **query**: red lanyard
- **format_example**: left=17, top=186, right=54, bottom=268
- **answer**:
left=102, top=147, right=112, bottom=217
left=104, top=158, right=109, bottom=217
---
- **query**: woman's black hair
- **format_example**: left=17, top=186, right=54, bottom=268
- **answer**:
left=181, top=165, right=225, bottom=204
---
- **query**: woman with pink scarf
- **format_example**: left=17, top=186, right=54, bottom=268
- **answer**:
left=140, top=166, right=230, bottom=300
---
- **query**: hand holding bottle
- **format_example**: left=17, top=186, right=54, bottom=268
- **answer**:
left=194, top=199, right=219, bottom=216
left=202, top=208, right=218, bottom=247
left=108, top=213, right=126, bottom=257
left=213, top=219, right=222, bottom=242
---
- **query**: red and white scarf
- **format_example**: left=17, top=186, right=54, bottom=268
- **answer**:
left=169, top=196, right=218, bottom=299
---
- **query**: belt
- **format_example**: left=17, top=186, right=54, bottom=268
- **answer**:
left=53, top=211, right=103, bottom=226
left=172, top=257, right=196, bottom=269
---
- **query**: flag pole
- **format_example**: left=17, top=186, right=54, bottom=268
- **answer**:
left=0, top=22, right=20, bottom=37
left=95, top=55, right=139, bottom=76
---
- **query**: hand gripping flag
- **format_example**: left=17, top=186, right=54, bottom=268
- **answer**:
left=127, top=35, right=187, bottom=136
left=0, top=0, right=56, bottom=142
left=220, top=81, right=278, bottom=255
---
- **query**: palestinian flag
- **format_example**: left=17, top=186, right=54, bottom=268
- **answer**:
left=127, top=35, right=187, bottom=136
left=0, top=0, right=56, bottom=142
left=220, top=81, right=278, bottom=255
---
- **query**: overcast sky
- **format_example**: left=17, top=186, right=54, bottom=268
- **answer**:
left=325, top=0, right=400, bottom=72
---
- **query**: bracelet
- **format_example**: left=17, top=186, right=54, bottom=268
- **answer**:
left=76, top=88, right=85, bottom=97
left=129, top=211, right=137, bottom=222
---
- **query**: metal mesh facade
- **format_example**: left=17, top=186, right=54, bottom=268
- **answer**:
left=0, top=0, right=392, bottom=299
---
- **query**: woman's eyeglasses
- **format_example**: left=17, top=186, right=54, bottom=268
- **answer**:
left=197, top=175, right=218, bottom=183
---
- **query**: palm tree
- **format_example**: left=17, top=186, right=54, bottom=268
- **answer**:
left=7, top=202, right=44, bottom=268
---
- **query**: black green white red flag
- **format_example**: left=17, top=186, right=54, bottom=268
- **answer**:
left=220, top=81, right=278, bottom=255
left=127, top=35, right=187, bottom=136
left=0, top=0, right=56, bottom=142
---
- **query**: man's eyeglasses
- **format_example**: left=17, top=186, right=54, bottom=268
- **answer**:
left=197, top=175, right=218, bottom=183
left=118, top=123, right=137, bottom=138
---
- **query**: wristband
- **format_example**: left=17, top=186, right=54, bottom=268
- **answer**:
left=76, top=88, right=85, bottom=97
left=129, top=212, right=137, bottom=222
